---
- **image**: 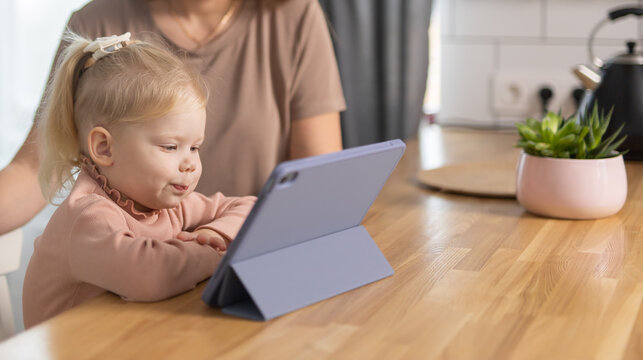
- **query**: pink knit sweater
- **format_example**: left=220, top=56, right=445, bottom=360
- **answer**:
left=23, top=163, right=255, bottom=328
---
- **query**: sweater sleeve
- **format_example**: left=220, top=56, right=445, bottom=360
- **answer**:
left=68, top=198, right=222, bottom=302
left=179, top=192, right=256, bottom=242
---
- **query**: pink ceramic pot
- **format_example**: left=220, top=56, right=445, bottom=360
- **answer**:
left=516, top=152, right=627, bottom=219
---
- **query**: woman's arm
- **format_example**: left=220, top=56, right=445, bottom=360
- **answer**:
left=0, top=9, right=84, bottom=235
left=0, top=124, right=46, bottom=235
left=289, top=111, right=343, bottom=159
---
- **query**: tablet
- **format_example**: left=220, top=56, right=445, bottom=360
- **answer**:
left=202, top=139, right=406, bottom=320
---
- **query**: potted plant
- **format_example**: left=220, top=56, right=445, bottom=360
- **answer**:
left=515, top=105, right=628, bottom=219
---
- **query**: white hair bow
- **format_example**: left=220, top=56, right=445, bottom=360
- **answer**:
left=83, top=32, right=131, bottom=60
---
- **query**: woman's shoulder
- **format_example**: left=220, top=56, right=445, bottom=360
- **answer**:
left=255, top=0, right=328, bottom=47
left=263, top=0, right=324, bottom=21
left=267, top=0, right=317, bottom=11
left=68, top=0, right=151, bottom=38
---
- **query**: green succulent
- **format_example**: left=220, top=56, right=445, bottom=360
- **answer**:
left=515, top=104, right=627, bottom=159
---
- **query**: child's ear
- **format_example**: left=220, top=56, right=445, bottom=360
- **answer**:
left=87, top=127, right=115, bottom=166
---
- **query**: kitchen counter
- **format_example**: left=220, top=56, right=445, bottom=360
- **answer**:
left=1, top=125, right=642, bottom=359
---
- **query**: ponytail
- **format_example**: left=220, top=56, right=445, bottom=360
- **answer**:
left=38, top=33, right=92, bottom=203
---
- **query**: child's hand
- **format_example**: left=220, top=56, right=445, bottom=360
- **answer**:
left=177, top=229, right=228, bottom=251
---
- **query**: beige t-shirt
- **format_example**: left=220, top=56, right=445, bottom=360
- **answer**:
left=41, top=0, right=346, bottom=196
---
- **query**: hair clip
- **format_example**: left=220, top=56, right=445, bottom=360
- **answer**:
left=83, top=32, right=131, bottom=61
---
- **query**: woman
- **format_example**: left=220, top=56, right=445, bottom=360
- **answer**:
left=0, top=0, right=345, bottom=235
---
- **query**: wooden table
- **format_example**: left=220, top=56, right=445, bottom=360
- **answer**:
left=1, top=126, right=642, bottom=359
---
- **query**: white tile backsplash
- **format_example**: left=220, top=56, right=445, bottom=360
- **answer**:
left=440, top=0, right=457, bottom=37
left=454, top=0, right=543, bottom=38
left=437, top=0, right=643, bottom=125
left=546, top=1, right=639, bottom=39
left=439, top=43, right=496, bottom=124
left=498, top=43, right=626, bottom=69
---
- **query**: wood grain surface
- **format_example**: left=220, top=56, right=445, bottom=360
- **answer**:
left=1, top=126, right=641, bottom=360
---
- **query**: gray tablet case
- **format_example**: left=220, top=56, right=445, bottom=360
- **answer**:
left=202, top=139, right=406, bottom=320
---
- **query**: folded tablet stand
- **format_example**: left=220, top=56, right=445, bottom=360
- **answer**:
left=218, top=226, right=393, bottom=320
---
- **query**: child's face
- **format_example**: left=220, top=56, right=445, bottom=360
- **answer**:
left=104, top=105, right=206, bottom=212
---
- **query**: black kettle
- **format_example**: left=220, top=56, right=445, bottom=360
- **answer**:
left=575, top=6, right=643, bottom=160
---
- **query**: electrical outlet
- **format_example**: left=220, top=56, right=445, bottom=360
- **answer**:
left=491, top=71, right=583, bottom=122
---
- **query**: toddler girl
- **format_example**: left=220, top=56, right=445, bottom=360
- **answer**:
left=23, top=33, right=255, bottom=328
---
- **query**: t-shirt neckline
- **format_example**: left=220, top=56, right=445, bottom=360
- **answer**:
left=134, top=0, right=254, bottom=55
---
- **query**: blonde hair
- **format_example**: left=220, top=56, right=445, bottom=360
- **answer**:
left=38, top=32, right=207, bottom=203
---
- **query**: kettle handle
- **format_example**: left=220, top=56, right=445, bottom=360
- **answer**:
left=589, top=6, right=643, bottom=68
left=608, top=7, right=643, bottom=20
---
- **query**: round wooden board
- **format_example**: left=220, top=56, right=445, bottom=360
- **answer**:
left=417, top=161, right=517, bottom=198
